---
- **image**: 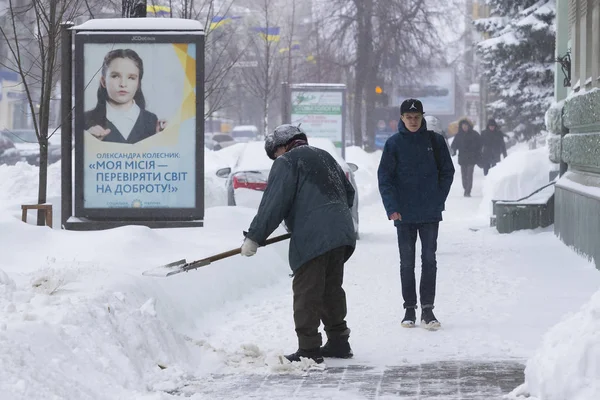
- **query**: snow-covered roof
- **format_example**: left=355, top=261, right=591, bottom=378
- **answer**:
left=74, top=18, right=204, bottom=32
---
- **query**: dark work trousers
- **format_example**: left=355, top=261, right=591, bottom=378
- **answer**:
left=396, top=222, right=440, bottom=309
left=461, top=164, right=475, bottom=194
left=292, top=246, right=351, bottom=350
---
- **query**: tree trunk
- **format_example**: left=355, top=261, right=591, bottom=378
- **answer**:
left=36, top=1, right=59, bottom=226
left=352, top=0, right=374, bottom=147
left=263, top=97, right=269, bottom=137
left=37, top=138, right=49, bottom=225
left=364, top=73, right=376, bottom=151
left=123, top=0, right=147, bottom=17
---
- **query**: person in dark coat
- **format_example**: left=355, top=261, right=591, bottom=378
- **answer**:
left=84, top=49, right=166, bottom=144
left=241, top=124, right=356, bottom=364
left=450, top=118, right=482, bottom=197
left=480, top=118, right=507, bottom=176
left=377, top=99, right=455, bottom=330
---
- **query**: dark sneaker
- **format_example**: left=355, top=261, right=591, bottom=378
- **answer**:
left=284, top=348, right=324, bottom=364
left=401, top=307, right=416, bottom=328
left=321, top=339, right=353, bottom=359
left=421, top=308, right=441, bottom=330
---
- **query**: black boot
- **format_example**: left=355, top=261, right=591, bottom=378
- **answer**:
left=421, top=308, right=441, bottom=330
left=284, top=348, right=324, bottom=364
left=321, top=337, right=353, bottom=359
left=401, top=307, right=416, bottom=328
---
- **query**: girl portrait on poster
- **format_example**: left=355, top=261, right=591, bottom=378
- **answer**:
left=84, top=48, right=167, bottom=144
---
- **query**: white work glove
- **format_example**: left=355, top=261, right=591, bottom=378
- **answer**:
left=241, top=238, right=259, bottom=257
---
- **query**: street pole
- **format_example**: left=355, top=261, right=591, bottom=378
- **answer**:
left=281, top=82, right=291, bottom=124
left=122, top=0, right=147, bottom=18
left=60, top=22, right=74, bottom=229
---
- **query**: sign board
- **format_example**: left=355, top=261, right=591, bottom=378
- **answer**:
left=233, top=60, right=258, bottom=68
left=72, top=26, right=204, bottom=224
left=396, top=69, right=456, bottom=115
left=290, top=84, right=346, bottom=156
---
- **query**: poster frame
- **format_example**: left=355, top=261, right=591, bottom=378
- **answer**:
left=73, top=31, right=204, bottom=221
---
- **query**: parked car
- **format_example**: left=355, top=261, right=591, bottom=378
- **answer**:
left=0, top=128, right=65, bottom=166
left=206, top=133, right=237, bottom=151
left=215, top=137, right=360, bottom=238
left=0, top=134, right=22, bottom=165
left=0, top=129, right=39, bottom=165
left=230, top=125, right=260, bottom=143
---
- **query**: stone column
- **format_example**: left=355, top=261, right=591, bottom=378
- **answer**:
left=592, top=0, right=600, bottom=86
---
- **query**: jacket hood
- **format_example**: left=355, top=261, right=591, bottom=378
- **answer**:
left=458, top=118, right=474, bottom=131
left=486, top=118, right=498, bottom=128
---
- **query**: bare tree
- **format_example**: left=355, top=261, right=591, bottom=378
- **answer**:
left=200, top=0, right=249, bottom=120
left=281, top=0, right=296, bottom=85
left=318, top=0, right=452, bottom=146
left=122, top=0, right=146, bottom=17
left=239, top=0, right=284, bottom=136
left=0, top=0, right=84, bottom=225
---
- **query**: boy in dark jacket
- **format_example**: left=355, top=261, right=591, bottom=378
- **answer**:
left=377, top=99, right=455, bottom=330
left=241, top=124, right=356, bottom=364
left=450, top=118, right=482, bottom=197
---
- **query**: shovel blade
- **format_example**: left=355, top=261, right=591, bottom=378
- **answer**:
left=142, top=259, right=187, bottom=277
left=142, top=258, right=212, bottom=277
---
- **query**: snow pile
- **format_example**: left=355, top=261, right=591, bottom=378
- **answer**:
left=0, top=206, right=291, bottom=399
left=510, top=288, right=600, bottom=400
left=0, top=278, right=204, bottom=399
left=0, top=162, right=61, bottom=207
left=478, top=143, right=552, bottom=217
left=345, top=146, right=383, bottom=207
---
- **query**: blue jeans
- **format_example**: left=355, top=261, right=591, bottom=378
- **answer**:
left=396, top=222, right=439, bottom=309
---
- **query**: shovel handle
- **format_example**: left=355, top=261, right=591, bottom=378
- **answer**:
left=207, top=232, right=291, bottom=263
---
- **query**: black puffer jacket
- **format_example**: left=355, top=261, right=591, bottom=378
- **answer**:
left=246, top=144, right=356, bottom=272
left=451, top=119, right=482, bottom=166
left=481, top=121, right=507, bottom=165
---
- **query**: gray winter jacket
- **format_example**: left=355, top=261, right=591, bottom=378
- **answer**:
left=245, top=145, right=356, bottom=272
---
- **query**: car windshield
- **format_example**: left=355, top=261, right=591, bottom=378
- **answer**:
left=231, top=130, right=255, bottom=138
left=2, top=130, right=38, bottom=143
left=213, top=134, right=233, bottom=142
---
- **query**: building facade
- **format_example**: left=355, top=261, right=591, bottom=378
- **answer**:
left=547, top=0, right=600, bottom=269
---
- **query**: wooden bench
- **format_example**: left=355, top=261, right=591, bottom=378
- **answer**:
left=21, top=204, right=53, bottom=227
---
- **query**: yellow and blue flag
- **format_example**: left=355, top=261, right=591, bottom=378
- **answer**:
left=254, top=27, right=281, bottom=42
left=279, top=42, right=301, bottom=53
left=210, top=16, right=229, bottom=30
left=147, top=5, right=170, bottom=17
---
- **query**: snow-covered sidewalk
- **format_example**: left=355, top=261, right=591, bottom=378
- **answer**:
left=0, top=147, right=599, bottom=399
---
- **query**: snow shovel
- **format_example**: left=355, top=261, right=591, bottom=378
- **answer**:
left=141, top=233, right=291, bottom=278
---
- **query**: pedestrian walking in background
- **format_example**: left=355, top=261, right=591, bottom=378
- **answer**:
left=450, top=118, right=482, bottom=197
left=481, top=118, right=508, bottom=176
